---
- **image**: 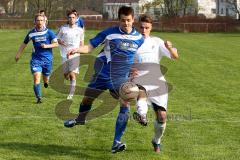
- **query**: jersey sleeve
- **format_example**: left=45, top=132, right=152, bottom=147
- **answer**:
left=89, top=28, right=109, bottom=48
left=57, top=27, right=63, bottom=39
left=48, top=29, right=58, bottom=43
left=23, top=31, right=31, bottom=44
left=80, top=28, right=84, bottom=42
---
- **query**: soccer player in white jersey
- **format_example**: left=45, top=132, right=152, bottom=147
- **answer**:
left=57, top=10, right=84, bottom=99
left=15, top=14, right=58, bottom=103
left=63, top=6, right=145, bottom=153
left=131, top=14, right=179, bottom=153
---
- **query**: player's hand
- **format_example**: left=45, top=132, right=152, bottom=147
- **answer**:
left=67, top=48, right=79, bottom=58
left=41, top=44, right=48, bottom=48
left=58, top=40, right=67, bottom=46
left=129, top=67, right=138, bottom=81
left=164, top=40, right=173, bottom=50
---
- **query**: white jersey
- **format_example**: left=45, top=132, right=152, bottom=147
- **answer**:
left=133, top=36, right=173, bottom=109
left=135, top=36, right=172, bottom=81
left=136, top=36, right=171, bottom=64
left=57, top=24, right=84, bottom=58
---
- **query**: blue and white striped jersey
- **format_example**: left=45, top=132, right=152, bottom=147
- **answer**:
left=23, top=28, right=57, bottom=62
left=89, top=26, right=144, bottom=89
left=90, top=26, right=144, bottom=64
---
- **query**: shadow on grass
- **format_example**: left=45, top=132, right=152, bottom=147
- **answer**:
left=0, top=142, right=111, bottom=159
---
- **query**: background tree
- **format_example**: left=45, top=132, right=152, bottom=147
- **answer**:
left=226, top=0, right=240, bottom=20
left=143, top=0, right=195, bottom=17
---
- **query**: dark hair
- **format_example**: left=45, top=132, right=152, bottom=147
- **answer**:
left=39, top=10, right=45, bottom=13
left=139, top=14, right=153, bottom=24
left=66, top=9, right=78, bottom=17
left=66, top=9, right=77, bottom=17
left=118, top=6, right=134, bottom=19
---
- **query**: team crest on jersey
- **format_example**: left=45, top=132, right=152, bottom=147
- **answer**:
left=35, top=36, right=47, bottom=42
left=119, top=40, right=138, bottom=51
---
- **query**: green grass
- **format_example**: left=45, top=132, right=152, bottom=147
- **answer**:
left=0, top=29, right=240, bottom=160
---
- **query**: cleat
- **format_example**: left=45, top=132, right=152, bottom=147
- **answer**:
left=67, top=95, right=73, bottom=100
left=36, top=97, right=42, bottom=104
left=151, top=140, right=161, bottom=153
left=133, top=112, right=148, bottom=126
left=64, top=119, right=86, bottom=128
left=44, top=83, right=48, bottom=88
left=111, top=141, right=126, bottom=153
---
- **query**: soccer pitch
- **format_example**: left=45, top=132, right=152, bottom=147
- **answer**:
left=0, top=29, right=239, bottom=160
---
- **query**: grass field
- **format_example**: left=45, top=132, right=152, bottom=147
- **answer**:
left=0, top=29, right=240, bottom=160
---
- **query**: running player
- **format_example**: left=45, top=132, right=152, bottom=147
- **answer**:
left=15, top=14, right=58, bottom=103
left=57, top=9, right=84, bottom=99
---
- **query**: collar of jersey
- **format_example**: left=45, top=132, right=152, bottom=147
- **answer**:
left=35, top=27, right=47, bottom=32
left=119, top=27, right=136, bottom=35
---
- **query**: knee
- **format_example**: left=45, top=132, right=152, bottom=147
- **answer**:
left=156, top=110, right=167, bottom=123
left=156, top=113, right=167, bottom=124
left=82, top=96, right=94, bottom=106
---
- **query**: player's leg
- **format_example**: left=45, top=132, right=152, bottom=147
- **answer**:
left=64, top=56, right=106, bottom=127
left=67, top=72, right=76, bottom=99
left=43, top=75, right=49, bottom=88
left=31, top=60, right=43, bottom=103
left=42, top=61, right=52, bottom=88
left=133, top=85, right=148, bottom=126
left=33, top=72, right=42, bottom=103
left=66, top=55, right=80, bottom=99
left=152, top=103, right=167, bottom=153
left=64, top=89, right=103, bottom=128
left=67, top=71, right=77, bottom=100
left=112, top=99, right=129, bottom=153
left=64, top=85, right=104, bottom=127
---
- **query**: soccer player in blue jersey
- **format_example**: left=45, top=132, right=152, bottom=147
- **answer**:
left=15, top=14, right=58, bottom=103
left=64, top=6, right=145, bottom=153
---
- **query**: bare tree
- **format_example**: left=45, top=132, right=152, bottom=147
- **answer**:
left=0, top=0, right=14, bottom=15
left=143, top=0, right=195, bottom=17
left=226, top=0, right=240, bottom=20
left=27, top=0, right=62, bottom=18
left=180, top=0, right=195, bottom=16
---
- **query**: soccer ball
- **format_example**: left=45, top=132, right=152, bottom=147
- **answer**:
left=119, top=82, right=139, bottom=101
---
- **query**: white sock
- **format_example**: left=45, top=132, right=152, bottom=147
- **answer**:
left=136, top=99, right=148, bottom=116
left=69, top=80, right=76, bottom=96
left=153, top=121, right=166, bottom=144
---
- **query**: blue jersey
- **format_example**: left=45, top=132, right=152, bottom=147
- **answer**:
left=76, top=17, right=84, bottom=28
left=24, top=28, right=57, bottom=62
left=88, top=26, right=144, bottom=90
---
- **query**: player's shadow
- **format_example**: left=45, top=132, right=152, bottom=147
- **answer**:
left=0, top=142, right=111, bottom=159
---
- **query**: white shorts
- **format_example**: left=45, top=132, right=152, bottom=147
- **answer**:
left=139, top=78, right=169, bottom=110
left=61, top=54, right=80, bottom=74
left=148, top=93, right=168, bottom=110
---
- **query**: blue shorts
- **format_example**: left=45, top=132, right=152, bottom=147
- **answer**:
left=30, top=59, right=52, bottom=76
left=87, top=56, right=129, bottom=91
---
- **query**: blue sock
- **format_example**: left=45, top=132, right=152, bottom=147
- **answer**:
left=113, top=106, right=129, bottom=146
left=33, top=84, right=41, bottom=98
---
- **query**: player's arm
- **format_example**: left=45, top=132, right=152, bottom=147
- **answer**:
left=41, top=41, right=58, bottom=49
left=79, top=30, right=84, bottom=46
left=15, top=43, right=27, bottom=62
left=41, top=31, right=59, bottom=49
left=68, top=29, right=107, bottom=56
left=68, top=44, right=93, bottom=55
left=57, top=27, right=66, bottom=46
left=164, top=40, right=179, bottom=59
